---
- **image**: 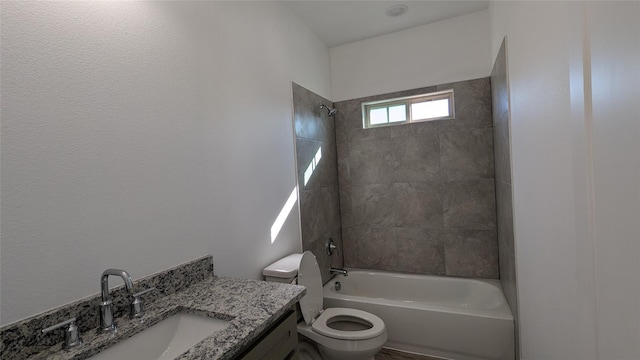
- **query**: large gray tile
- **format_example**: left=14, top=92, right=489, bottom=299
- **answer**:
left=342, top=226, right=395, bottom=270
left=390, top=118, right=439, bottom=138
left=334, top=98, right=362, bottom=145
left=293, top=83, right=342, bottom=265
left=392, top=227, right=445, bottom=275
left=393, top=182, right=443, bottom=228
left=493, top=110, right=511, bottom=185
left=299, top=187, right=341, bottom=247
left=349, top=182, right=442, bottom=229
left=496, top=180, right=517, bottom=314
left=341, top=226, right=357, bottom=268
left=440, top=128, right=494, bottom=181
left=338, top=184, right=354, bottom=228
left=492, top=41, right=519, bottom=353
left=343, top=226, right=443, bottom=274
left=444, top=229, right=499, bottom=278
left=292, top=82, right=334, bottom=142
left=442, top=180, right=496, bottom=229
left=498, top=235, right=518, bottom=314
left=491, top=40, right=511, bottom=186
left=328, top=234, right=345, bottom=270
left=491, top=39, right=509, bottom=122
left=350, top=124, right=391, bottom=143
left=349, top=138, right=395, bottom=185
left=496, top=180, right=514, bottom=249
left=296, top=138, right=338, bottom=190
left=351, top=184, right=398, bottom=227
left=390, top=132, right=440, bottom=182
left=436, top=77, right=492, bottom=130
left=349, top=134, right=440, bottom=185
left=336, top=140, right=351, bottom=186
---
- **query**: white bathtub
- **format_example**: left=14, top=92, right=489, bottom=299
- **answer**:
left=323, top=270, right=514, bottom=360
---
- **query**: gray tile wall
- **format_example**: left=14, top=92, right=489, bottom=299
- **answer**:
left=292, top=83, right=344, bottom=284
left=335, top=78, right=499, bottom=278
left=492, top=39, right=519, bottom=357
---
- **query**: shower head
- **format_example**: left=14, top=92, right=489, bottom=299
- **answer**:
left=320, top=104, right=337, bottom=116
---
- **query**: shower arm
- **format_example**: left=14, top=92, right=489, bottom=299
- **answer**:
left=320, top=104, right=337, bottom=116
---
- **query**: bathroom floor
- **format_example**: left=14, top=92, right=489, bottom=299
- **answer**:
left=375, top=348, right=449, bottom=360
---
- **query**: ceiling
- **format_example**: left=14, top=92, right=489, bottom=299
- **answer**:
left=281, top=0, right=489, bottom=48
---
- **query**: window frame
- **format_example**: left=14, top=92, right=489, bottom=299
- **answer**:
left=362, top=89, right=455, bottom=129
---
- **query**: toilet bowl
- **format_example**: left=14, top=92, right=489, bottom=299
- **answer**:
left=263, top=252, right=387, bottom=360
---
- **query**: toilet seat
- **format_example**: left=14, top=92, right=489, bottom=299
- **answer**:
left=297, top=251, right=386, bottom=341
left=312, top=307, right=386, bottom=340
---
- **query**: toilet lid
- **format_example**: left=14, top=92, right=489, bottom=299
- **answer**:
left=298, top=251, right=323, bottom=325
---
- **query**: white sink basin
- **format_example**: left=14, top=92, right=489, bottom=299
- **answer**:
left=89, top=313, right=230, bottom=360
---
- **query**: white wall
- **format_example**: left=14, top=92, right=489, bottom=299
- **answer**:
left=330, top=10, right=491, bottom=101
left=588, top=3, right=640, bottom=357
left=0, top=1, right=331, bottom=326
left=489, top=1, right=640, bottom=359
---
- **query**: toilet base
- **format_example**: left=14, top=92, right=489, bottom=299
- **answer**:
left=298, top=338, right=323, bottom=360
left=317, top=344, right=378, bottom=360
left=298, top=340, right=376, bottom=360
left=298, top=321, right=386, bottom=360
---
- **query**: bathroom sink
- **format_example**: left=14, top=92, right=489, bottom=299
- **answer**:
left=89, top=313, right=230, bottom=360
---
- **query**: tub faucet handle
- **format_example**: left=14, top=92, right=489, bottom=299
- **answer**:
left=326, top=238, right=337, bottom=256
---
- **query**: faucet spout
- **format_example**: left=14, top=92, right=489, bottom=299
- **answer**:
left=101, top=269, right=133, bottom=301
left=99, top=269, right=134, bottom=333
left=330, top=267, right=348, bottom=277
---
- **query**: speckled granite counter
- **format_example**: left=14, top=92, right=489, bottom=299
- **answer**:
left=0, top=256, right=305, bottom=360
left=32, top=276, right=304, bottom=360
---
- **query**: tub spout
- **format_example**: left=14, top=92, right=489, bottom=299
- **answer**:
left=330, top=267, right=348, bottom=276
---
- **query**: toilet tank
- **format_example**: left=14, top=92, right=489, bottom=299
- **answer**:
left=263, top=254, right=303, bottom=284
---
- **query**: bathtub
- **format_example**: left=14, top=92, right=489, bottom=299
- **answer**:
left=323, top=270, right=514, bottom=360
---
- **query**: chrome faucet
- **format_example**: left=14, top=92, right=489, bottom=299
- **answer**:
left=99, top=269, right=134, bottom=333
left=330, top=267, right=348, bottom=276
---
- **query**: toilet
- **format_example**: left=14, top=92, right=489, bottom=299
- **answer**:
left=263, top=251, right=387, bottom=360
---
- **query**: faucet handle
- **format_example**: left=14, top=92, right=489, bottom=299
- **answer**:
left=130, top=287, right=156, bottom=319
left=133, top=286, right=156, bottom=298
left=41, top=317, right=83, bottom=348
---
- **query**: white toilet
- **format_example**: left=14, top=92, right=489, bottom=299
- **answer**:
left=263, top=251, right=387, bottom=360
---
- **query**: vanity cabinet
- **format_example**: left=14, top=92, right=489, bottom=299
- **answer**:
left=238, top=310, right=298, bottom=360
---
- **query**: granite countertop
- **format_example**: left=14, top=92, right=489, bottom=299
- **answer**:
left=34, top=276, right=305, bottom=360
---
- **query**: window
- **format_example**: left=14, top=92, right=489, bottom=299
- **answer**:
left=362, top=89, right=454, bottom=128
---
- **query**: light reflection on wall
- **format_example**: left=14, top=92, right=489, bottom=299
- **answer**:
left=270, top=146, right=322, bottom=244
left=303, top=147, right=322, bottom=186
left=270, top=187, right=298, bottom=243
